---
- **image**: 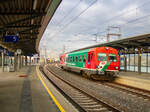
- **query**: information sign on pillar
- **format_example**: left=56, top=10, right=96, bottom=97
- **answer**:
left=4, top=35, right=19, bottom=43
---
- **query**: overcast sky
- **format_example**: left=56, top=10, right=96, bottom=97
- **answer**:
left=39, top=0, right=150, bottom=59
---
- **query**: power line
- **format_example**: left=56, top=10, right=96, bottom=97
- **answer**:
left=51, top=0, right=98, bottom=38
left=56, top=0, right=82, bottom=27
left=76, top=0, right=150, bottom=34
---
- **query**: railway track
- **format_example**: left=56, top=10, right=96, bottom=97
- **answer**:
left=41, top=65, right=123, bottom=112
left=99, top=82, right=150, bottom=100
left=56, top=63, right=150, bottom=100
left=56, top=63, right=150, bottom=101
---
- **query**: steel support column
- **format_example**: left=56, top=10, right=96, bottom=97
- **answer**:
left=146, top=53, right=148, bottom=73
left=134, top=53, right=135, bottom=71
left=138, top=53, right=141, bottom=74
left=25, top=56, right=27, bottom=66
left=1, top=51, right=4, bottom=72
left=30, top=56, right=31, bottom=65
left=22, top=56, right=24, bottom=67
left=124, top=54, right=127, bottom=72
left=17, top=54, right=21, bottom=70
left=14, top=53, right=17, bottom=71
left=129, top=54, right=130, bottom=70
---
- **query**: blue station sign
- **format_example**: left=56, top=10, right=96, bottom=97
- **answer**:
left=4, top=35, right=19, bottom=43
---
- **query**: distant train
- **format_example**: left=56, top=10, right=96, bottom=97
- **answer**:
left=59, top=47, right=119, bottom=80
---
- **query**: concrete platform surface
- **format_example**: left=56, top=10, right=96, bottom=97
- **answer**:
left=115, top=71, right=150, bottom=91
left=0, top=66, right=78, bottom=112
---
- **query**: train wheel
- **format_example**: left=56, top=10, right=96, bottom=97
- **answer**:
left=82, top=71, right=87, bottom=77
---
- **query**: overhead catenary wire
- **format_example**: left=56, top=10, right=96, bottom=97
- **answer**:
left=51, top=0, right=98, bottom=38
left=76, top=0, right=150, bottom=35
left=56, top=0, right=83, bottom=27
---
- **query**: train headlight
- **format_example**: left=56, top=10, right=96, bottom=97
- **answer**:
left=106, top=47, right=109, bottom=50
left=115, top=67, right=118, bottom=69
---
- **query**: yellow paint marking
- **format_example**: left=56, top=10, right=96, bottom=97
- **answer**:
left=36, top=66, right=66, bottom=112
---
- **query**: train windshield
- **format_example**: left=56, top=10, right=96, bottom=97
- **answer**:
left=109, top=54, right=117, bottom=62
left=98, top=53, right=107, bottom=61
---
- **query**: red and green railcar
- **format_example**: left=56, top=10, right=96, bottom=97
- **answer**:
left=60, top=47, right=119, bottom=80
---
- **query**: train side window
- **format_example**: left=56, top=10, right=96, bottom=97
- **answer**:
left=76, top=56, right=78, bottom=62
left=79, top=56, right=81, bottom=62
left=83, top=55, right=86, bottom=62
left=70, top=56, right=72, bottom=62
left=73, top=56, right=75, bottom=62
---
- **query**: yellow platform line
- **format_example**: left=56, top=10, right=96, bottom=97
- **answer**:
left=36, top=66, right=66, bottom=112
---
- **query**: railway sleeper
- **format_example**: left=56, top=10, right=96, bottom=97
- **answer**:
left=85, top=108, right=108, bottom=112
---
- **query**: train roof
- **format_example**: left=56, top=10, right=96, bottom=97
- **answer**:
left=68, top=48, right=90, bottom=55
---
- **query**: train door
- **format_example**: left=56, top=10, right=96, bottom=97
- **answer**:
left=86, top=52, right=94, bottom=69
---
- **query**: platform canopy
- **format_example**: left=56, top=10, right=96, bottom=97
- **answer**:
left=0, top=0, right=62, bottom=55
left=70, top=33, right=150, bottom=54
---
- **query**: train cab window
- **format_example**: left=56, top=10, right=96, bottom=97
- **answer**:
left=79, top=56, right=81, bottom=62
left=109, top=54, right=117, bottom=62
left=98, top=53, right=107, bottom=61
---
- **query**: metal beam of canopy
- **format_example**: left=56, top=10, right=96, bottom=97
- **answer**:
left=0, top=0, right=62, bottom=55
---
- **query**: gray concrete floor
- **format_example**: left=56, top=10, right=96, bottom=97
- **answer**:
left=0, top=66, right=60, bottom=112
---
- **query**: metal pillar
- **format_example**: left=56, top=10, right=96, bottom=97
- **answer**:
left=25, top=56, right=27, bottom=66
left=134, top=53, right=135, bottom=71
left=18, top=54, right=21, bottom=70
left=119, top=54, right=121, bottom=71
left=21, top=55, right=24, bottom=68
left=20, top=55, right=22, bottom=68
left=0, top=53, right=2, bottom=66
left=22, top=56, right=24, bottom=67
left=146, top=53, right=148, bottom=73
left=124, top=55, right=127, bottom=72
left=138, top=53, right=141, bottom=74
left=14, top=53, right=17, bottom=71
left=30, top=56, right=31, bottom=65
left=1, top=51, right=4, bottom=72
left=129, top=54, right=130, bottom=70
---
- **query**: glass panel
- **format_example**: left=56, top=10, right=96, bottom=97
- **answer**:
left=148, top=53, right=150, bottom=73
left=141, top=53, right=146, bottom=72
left=130, top=54, right=134, bottom=71
left=126, top=54, right=130, bottom=70
left=120, top=55, right=124, bottom=70
left=98, top=53, right=107, bottom=61
left=83, top=55, right=86, bottom=62
left=135, top=54, right=138, bottom=72
left=76, top=56, right=78, bottom=62
left=109, top=54, right=117, bottom=62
